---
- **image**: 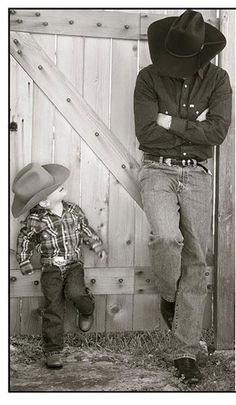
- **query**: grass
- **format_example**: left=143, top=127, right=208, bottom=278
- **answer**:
left=10, top=328, right=235, bottom=392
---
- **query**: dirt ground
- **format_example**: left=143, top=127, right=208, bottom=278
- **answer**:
left=10, top=347, right=180, bottom=392
left=9, top=332, right=235, bottom=392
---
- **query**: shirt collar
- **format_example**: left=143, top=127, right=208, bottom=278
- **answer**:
left=31, top=200, right=68, bottom=218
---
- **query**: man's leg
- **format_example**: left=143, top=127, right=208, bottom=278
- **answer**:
left=172, top=165, right=212, bottom=362
left=139, top=161, right=184, bottom=302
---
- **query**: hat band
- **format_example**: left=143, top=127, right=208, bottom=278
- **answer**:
left=166, top=43, right=205, bottom=58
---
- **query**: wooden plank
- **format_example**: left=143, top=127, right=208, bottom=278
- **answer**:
left=31, top=34, right=55, bottom=164
left=10, top=32, right=142, bottom=208
left=20, top=297, right=44, bottom=334
left=108, top=38, right=137, bottom=267
left=214, top=10, right=235, bottom=350
left=89, top=296, right=107, bottom=333
left=10, top=298, right=21, bottom=334
left=10, top=268, right=135, bottom=297
left=82, top=37, right=110, bottom=268
left=133, top=294, right=160, bottom=330
left=106, top=295, right=133, bottom=331
left=10, top=9, right=140, bottom=40
left=54, top=36, right=83, bottom=205
left=10, top=56, right=33, bottom=254
left=134, top=40, right=152, bottom=268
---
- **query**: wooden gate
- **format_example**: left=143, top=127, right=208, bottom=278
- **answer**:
left=9, top=9, right=235, bottom=349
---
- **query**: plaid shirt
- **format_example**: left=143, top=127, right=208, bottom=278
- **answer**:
left=16, top=201, right=103, bottom=275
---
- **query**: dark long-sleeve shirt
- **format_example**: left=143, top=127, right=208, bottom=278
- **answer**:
left=134, top=62, right=232, bottom=161
left=16, top=201, right=103, bottom=275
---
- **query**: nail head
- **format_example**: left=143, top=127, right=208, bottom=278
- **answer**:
left=66, top=98, right=71, bottom=102
left=13, top=39, right=19, bottom=45
left=124, top=24, right=130, bottom=29
left=42, top=22, right=48, bottom=26
left=17, top=19, right=23, bottom=23
left=17, top=50, right=22, bottom=55
left=97, top=22, right=102, bottom=27
left=35, top=12, right=41, bottom=16
left=95, top=132, right=99, bottom=136
left=38, top=65, right=43, bottom=70
left=121, top=164, right=126, bottom=169
left=69, top=20, right=74, bottom=24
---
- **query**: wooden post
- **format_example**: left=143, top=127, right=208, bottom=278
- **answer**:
left=215, top=10, right=235, bottom=349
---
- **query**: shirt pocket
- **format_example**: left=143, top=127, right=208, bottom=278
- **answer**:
left=188, top=99, right=209, bottom=121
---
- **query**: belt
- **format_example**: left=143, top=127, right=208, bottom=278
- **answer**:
left=41, top=255, right=78, bottom=267
left=143, top=154, right=211, bottom=174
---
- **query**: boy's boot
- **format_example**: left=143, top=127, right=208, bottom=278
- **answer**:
left=79, top=313, right=94, bottom=332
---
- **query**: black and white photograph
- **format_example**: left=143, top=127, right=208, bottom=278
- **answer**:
left=7, top=1, right=235, bottom=395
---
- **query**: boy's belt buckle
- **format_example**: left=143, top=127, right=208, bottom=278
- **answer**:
left=52, top=256, right=67, bottom=267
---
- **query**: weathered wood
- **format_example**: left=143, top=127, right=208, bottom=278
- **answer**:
left=82, top=37, right=110, bottom=268
left=10, top=9, right=140, bottom=40
left=31, top=34, right=55, bottom=164
left=10, top=31, right=142, bottom=208
left=10, top=268, right=135, bottom=297
left=89, top=296, right=107, bottom=333
left=21, top=296, right=44, bottom=335
left=106, top=295, right=133, bottom=331
left=10, top=298, right=21, bottom=334
left=54, top=35, right=83, bottom=205
left=108, top=38, right=137, bottom=267
left=215, top=10, right=235, bottom=350
left=10, top=56, right=33, bottom=249
left=133, top=294, right=160, bottom=330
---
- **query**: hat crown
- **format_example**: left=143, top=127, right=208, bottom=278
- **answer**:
left=12, top=163, right=54, bottom=203
left=166, top=10, right=205, bottom=57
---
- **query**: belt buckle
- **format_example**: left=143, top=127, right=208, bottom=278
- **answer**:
left=165, top=158, right=172, bottom=166
left=52, top=256, right=67, bottom=267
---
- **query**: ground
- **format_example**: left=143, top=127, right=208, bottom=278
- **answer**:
left=10, top=329, right=235, bottom=392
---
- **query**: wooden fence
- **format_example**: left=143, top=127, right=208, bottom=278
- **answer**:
left=9, top=9, right=235, bottom=349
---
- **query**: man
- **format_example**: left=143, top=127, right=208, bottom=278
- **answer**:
left=134, top=10, right=232, bottom=384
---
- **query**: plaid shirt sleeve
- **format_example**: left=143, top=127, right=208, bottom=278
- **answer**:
left=72, top=204, right=103, bottom=252
left=16, top=214, right=41, bottom=275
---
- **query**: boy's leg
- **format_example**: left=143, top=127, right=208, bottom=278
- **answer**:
left=40, top=266, right=65, bottom=360
left=64, top=262, right=95, bottom=331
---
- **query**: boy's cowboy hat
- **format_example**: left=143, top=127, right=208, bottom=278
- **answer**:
left=12, top=162, right=70, bottom=218
left=147, top=9, right=226, bottom=77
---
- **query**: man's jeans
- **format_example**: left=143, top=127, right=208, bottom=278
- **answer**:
left=139, top=159, right=212, bottom=360
left=40, top=262, right=94, bottom=355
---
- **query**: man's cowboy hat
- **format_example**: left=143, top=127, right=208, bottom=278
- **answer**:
left=147, top=9, right=226, bottom=77
left=12, top=162, right=70, bottom=218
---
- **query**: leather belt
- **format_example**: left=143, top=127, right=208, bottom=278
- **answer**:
left=143, top=154, right=212, bottom=174
left=143, top=154, right=197, bottom=167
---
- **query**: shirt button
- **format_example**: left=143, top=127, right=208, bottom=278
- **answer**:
left=65, top=242, right=68, bottom=245
left=183, top=103, right=186, bottom=107
left=183, top=152, right=187, bottom=156
left=196, top=111, right=199, bottom=114
left=184, top=84, right=188, bottom=88
left=165, top=111, right=169, bottom=114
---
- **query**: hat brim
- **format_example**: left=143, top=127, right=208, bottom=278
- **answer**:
left=147, top=16, right=226, bottom=77
left=12, top=164, right=70, bottom=218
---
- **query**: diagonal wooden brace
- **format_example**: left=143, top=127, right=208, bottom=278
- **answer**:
left=10, top=31, right=142, bottom=208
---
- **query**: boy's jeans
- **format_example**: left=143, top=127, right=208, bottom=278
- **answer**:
left=40, top=262, right=94, bottom=355
left=139, top=159, right=212, bottom=360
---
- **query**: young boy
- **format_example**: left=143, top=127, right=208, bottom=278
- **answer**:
left=12, top=162, right=106, bottom=369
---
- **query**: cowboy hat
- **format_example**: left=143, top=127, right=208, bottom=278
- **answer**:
left=147, top=9, right=226, bottom=77
left=12, top=162, right=70, bottom=218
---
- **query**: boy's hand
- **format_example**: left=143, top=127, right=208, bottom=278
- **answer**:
left=93, top=242, right=107, bottom=261
left=157, top=113, right=172, bottom=130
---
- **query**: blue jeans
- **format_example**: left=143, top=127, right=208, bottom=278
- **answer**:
left=138, top=159, right=212, bottom=360
left=40, top=262, right=94, bottom=354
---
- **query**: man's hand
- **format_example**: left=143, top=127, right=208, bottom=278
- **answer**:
left=157, top=113, right=172, bottom=130
left=196, top=108, right=209, bottom=122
